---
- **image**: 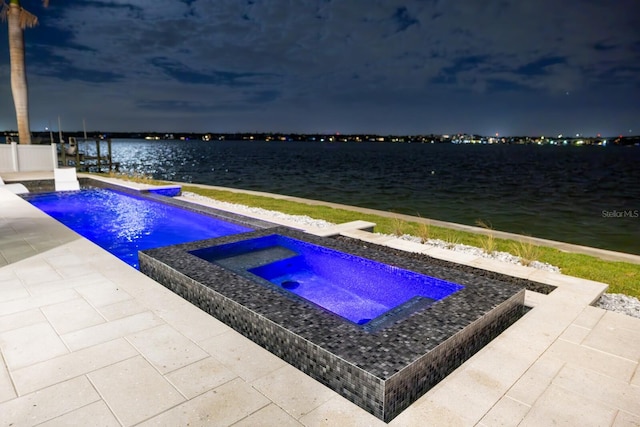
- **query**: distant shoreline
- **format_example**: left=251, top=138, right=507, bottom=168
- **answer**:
left=3, top=132, right=640, bottom=146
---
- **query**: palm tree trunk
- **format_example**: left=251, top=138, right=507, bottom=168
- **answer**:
left=8, top=1, right=31, bottom=145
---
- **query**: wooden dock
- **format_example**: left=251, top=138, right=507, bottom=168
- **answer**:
left=58, top=138, right=120, bottom=173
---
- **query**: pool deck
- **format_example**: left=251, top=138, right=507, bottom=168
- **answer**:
left=1, top=174, right=639, bottom=426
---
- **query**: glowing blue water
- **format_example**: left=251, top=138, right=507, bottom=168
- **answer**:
left=192, top=234, right=464, bottom=325
left=23, top=188, right=252, bottom=268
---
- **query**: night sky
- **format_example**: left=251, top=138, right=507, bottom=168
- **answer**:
left=1, top=0, right=638, bottom=136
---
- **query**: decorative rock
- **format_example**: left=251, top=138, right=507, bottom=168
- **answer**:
left=596, top=293, right=640, bottom=319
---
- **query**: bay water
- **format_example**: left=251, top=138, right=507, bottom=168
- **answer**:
left=103, top=139, right=640, bottom=255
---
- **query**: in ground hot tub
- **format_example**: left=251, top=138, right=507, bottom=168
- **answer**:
left=190, top=234, right=464, bottom=328
left=140, top=226, right=527, bottom=422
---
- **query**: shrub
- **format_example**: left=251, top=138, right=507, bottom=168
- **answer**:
left=511, top=238, right=540, bottom=266
left=475, top=219, right=497, bottom=255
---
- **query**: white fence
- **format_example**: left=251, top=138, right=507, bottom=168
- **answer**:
left=0, top=142, right=57, bottom=172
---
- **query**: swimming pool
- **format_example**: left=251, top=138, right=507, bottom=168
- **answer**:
left=191, top=234, right=464, bottom=326
left=20, top=179, right=528, bottom=421
left=22, top=188, right=254, bottom=268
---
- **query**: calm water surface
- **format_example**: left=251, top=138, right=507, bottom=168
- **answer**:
left=103, top=139, right=640, bottom=255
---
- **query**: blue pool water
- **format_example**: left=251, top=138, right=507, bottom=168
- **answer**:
left=23, top=188, right=252, bottom=268
left=191, top=234, right=464, bottom=325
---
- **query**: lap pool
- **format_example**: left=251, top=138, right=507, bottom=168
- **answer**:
left=22, top=187, right=255, bottom=268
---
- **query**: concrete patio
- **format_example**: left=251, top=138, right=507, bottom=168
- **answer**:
left=0, top=175, right=639, bottom=426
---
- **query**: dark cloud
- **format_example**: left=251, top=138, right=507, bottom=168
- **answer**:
left=0, top=0, right=638, bottom=135
left=392, top=7, right=419, bottom=33
left=149, top=57, right=274, bottom=87
left=26, top=44, right=122, bottom=83
left=135, top=99, right=230, bottom=113
left=243, top=89, right=281, bottom=104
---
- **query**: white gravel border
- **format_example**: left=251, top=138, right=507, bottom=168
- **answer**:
left=395, top=234, right=561, bottom=273
left=182, top=191, right=334, bottom=229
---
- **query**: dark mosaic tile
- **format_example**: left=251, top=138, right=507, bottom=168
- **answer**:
left=141, top=226, right=528, bottom=422
left=18, top=179, right=55, bottom=193
left=334, top=235, right=557, bottom=295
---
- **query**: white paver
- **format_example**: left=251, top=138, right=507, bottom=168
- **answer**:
left=87, top=356, right=185, bottom=426
left=136, top=378, right=270, bottom=427
left=251, top=364, right=337, bottom=420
